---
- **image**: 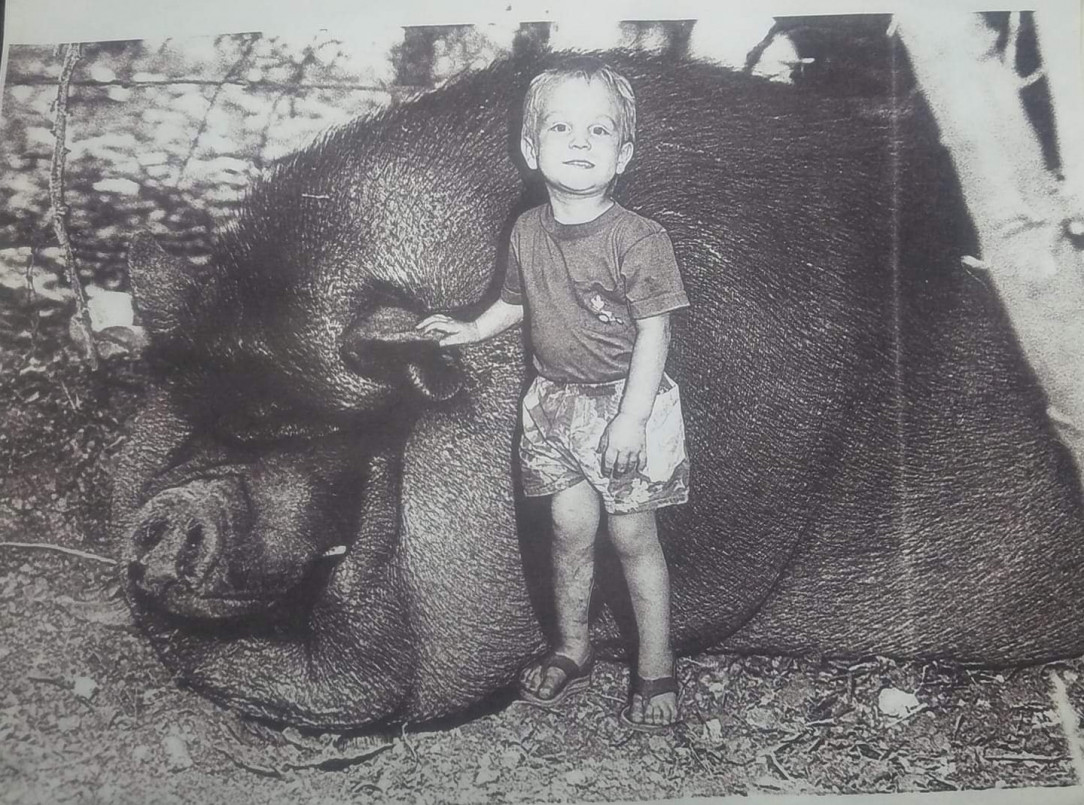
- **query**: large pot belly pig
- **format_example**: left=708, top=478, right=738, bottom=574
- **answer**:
left=114, top=51, right=1084, bottom=728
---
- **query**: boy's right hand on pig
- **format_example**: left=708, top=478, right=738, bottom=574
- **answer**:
left=416, top=314, right=480, bottom=347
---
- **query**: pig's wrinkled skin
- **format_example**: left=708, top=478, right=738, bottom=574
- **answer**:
left=115, top=53, right=1084, bottom=729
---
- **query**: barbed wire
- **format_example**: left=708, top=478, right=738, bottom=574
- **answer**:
left=6, top=77, right=430, bottom=93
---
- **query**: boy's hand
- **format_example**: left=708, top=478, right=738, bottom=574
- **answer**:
left=598, top=413, right=647, bottom=476
left=415, top=314, right=480, bottom=346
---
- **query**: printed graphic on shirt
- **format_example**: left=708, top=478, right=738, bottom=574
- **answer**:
left=573, top=280, right=626, bottom=326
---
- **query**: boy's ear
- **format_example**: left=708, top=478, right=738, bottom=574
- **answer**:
left=520, top=136, right=539, bottom=170
left=616, top=141, right=634, bottom=175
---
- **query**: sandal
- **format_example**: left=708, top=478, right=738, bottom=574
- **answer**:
left=619, top=672, right=680, bottom=733
left=518, top=651, right=595, bottom=709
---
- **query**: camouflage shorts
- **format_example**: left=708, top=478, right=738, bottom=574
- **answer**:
left=519, top=374, right=690, bottom=514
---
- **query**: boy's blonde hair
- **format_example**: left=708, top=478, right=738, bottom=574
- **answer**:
left=522, top=56, right=637, bottom=146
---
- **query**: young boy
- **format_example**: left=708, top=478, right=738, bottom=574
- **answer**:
left=417, top=57, right=689, bottom=731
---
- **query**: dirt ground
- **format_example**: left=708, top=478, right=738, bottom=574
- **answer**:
left=1, top=328, right=1083, bottom=804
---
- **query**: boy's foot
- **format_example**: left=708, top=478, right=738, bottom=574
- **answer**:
left=518, top=650, right=595, bottom=709
left=619, top=672, right=680, bottom=733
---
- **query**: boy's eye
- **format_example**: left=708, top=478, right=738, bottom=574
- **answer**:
left=551, top=123, right=569, bottom=133
left=590, top=125, right=611, bottom=136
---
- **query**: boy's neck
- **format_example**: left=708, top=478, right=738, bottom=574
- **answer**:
left=547, top=191, right=615, bottom=225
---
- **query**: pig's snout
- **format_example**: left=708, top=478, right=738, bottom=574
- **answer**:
left=129, top=514, right=219, bottom=596
left=126, top=479, right=240, bottom=605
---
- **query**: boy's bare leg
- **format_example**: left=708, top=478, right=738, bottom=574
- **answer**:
left=522, top=480, right=600, bottom=699
left=607, top=510, right=677, bottom=726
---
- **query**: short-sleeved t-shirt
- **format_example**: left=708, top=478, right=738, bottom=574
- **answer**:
left=500, top=202, right=688, bottom=384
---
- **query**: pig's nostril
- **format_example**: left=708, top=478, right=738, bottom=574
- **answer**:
left=135, top=518, right=169, bottom=553
left=176, top=523, right=206, bottom=582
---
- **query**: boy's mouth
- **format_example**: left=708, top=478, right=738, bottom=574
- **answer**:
left=564, top=159, right=595, bottom=168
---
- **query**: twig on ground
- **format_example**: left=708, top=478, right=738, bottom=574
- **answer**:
left=400, top=722, right=419, bottom=766
left=34, top=748, right=105, bottom=772
left=214, top=745, right=284, bottom=778
left=532, top=751, right=567, bottom=762
left=952, top=712, right=964, bottom=741
left=279, top=729, right=314, bottom=750
left=888, top=704, right=929, bottom=726
left=686, top=741, right=713, bottom=775
left=0, top=541, right=117, bottom=565
left=682, top=658, right=714, bottom=669
left=607, top=729, right=635, bottom=749
left=765, top=750, right=792, bottom=780
left=27, top=674, right=66, bottom=688
left=57, top=378, right=77, bottom=413
left=985, top=752, right=1067, bottom=763
left=929, top=776, right=958, bottom=790
left=1049, top=669, right=1084, bottom=785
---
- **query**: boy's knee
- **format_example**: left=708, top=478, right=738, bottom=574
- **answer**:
left=551, top=524, right=595, bottom=558
left=606, top=510, right=661, bottom=558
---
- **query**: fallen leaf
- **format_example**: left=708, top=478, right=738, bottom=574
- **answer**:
left=162, top=735, right=193, bottom=771
left=564, top=768, right=594, bottom=788
left=703, top=718, right=724, bottom=744
left=745, top=706, right=778, bottom=731
left=878, top=688, right=921, bottom=719
left=98, top=706, right=120, bottom=728
left=474, top=757, right=500, bottom=786
left=58, top=715, right=80, bottom=733
left=72, top=676, right=98, bottom=701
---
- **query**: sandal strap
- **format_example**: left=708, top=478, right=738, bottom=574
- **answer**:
left=543, top=652, right=593, bottom=680
left=632, top=674, right=678, bottom=701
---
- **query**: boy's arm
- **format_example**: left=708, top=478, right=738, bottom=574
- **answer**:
left=599, top=313, right=671, bottom=476
left=416, top=298, right=524, bottom=347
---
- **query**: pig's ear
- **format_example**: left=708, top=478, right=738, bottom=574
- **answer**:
left=127, top=232, right=202, bottom=340
left=341, top=307, right=463, bottom=402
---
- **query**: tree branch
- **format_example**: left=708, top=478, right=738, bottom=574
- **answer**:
left=177, top=35, right=261, bottom=182
left=49, top=43, right=98, bottom=370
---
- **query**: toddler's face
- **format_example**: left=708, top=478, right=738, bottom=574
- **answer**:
left=522, top=76, right=633, bottom=198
